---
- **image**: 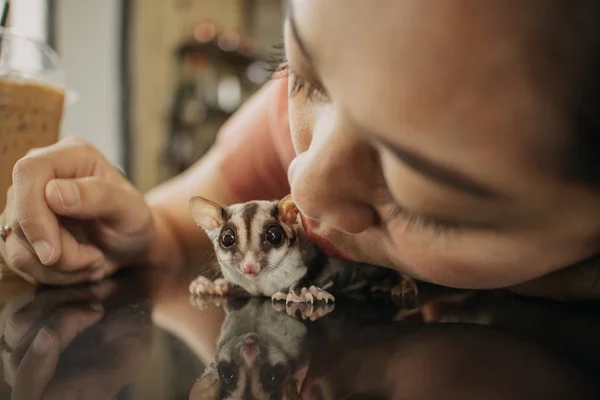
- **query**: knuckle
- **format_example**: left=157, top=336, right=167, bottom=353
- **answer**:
left=25, top=147, right=43, bottom=157
left=77, top=176, right=102, bottom=200
left=60, top=136, right=97, bottom=154
left=14, top=214, right=39, bottom=237
left=11, top=156, right=37, bottom=184
left=3, top=185, right=13, bottom=212
left=60, top=135, right=87, bottom=146
left=6, top=247, right=34, bottom=272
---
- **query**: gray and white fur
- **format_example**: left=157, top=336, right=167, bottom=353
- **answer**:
left=188, top=195, right=410, bottom=304
left=189, top=298, right=308, bottom=399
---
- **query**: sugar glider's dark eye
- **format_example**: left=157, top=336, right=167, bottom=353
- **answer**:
left=260, top=364, right=287, bottom=393
left=266, top=225, right=284, bottom=246
left=220, top=228, right=236, bottom=248
left=218, top=364, right=237, bottom=385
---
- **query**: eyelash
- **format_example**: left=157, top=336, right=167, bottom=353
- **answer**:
left=376, top=182, right=462, bottom=236
left=266, top=44, right=328, bottom=101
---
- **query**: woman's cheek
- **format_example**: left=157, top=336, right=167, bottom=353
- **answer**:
left=288, top=97, right=317, bottom=155
left=382, top=227, right=569, bottom=289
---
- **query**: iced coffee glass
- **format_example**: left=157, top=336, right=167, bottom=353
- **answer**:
left=0, top=28, right=66, bottom=280
left=0, top=27, right=66, bottom=209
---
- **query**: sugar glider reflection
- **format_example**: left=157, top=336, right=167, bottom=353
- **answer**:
left=189, top=298, right=308, bottom=400
left=189, top=195, right=413, bottom=304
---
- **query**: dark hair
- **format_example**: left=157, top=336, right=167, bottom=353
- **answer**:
left=564, top=2, right=600, bottom=187
left=571, top=50, right=600, bottom=188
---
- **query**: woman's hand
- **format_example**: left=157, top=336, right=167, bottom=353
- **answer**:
left=0, top=137, right=154, bottom=285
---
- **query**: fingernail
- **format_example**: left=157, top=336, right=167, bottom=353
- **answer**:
left=90, top=268, right=105, bottom=282
left=52, top=180, right=80, bottom=208
left=33, top=240, right=55, bottom=265
left=90, top=261, right=104, bottom=270
left=32, top=328, right=52, bottom=354
left=89, top=301, right=103, bottom=312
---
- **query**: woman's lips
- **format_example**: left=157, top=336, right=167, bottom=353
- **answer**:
left=300, top=214, right=352, bottom=261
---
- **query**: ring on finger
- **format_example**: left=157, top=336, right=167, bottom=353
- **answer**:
left=0, top=225, right=11, bottom=242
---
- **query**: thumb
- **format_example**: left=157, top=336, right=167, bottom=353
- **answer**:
left=45, top=178, right=152, bottom=236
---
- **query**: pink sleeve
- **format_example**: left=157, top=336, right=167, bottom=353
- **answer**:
left=214, top=77, right=295, bottom=203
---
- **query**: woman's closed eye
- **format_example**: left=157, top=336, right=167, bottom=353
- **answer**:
left=267, top=46, right=328, bottom=101
left=376, top=185, right=463, bottom=236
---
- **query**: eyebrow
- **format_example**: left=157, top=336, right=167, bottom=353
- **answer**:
left=285, top=0, right=315, bottom=65
left=378, top=138, right=502, bottom=199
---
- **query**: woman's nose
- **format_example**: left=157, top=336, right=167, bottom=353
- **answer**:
left=288, top=123, right=378, bottom=234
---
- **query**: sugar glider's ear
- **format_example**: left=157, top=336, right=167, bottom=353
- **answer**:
left=278, top=194, right=299, bottom=225
left=190, top=196, right=225, bottom=230
left=189, top=369, right=220, bottom=400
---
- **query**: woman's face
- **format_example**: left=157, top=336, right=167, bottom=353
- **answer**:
left=285, top=0, right=600, bottom=289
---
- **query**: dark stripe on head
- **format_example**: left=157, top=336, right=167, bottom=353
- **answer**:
left=288, top=234, right=297, bottom=246
left=242, top=202, right=259, bottom=246
left=222, top=207, right=233, bottom=223
left=270, top=201, right=279, bottom=219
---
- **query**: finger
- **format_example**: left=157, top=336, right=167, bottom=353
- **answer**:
left=51, top=225, right=104, bottom=273
left=45, top=177, right=151, bottom=236
left=0, top=186, right=18, bottom=277
left=44, top=335, right=149, bottom=400
left=11, top=328, right=59, bottom=399
left=2, top=345, right=18, bottom=386
left=11, top=137, right=109, bottom=266
left=9, top=221, right=104, bottom=274
left=0, top=291, right=34, bottom=339
left=4, top=288, right=101, bottom=350
left=4, top=306, right=104, bottom=389
left=4, top=235, right=102, bottom=286
left=2, top=225, right=42, bottom=285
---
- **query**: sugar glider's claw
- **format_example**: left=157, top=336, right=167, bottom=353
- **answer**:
left=282, top=286, right=334, bottom=305
left=189, top=276, right=212, bottom=295
left=372, top=275, right=419, bottom=300
left=271, top=292, right=288, bottom=302
left=189, top=276, right=230, bottom=296
left=391, top=277, right=419, bottom=299
left=308, top=286, right=335, bottom=304
left=277, top=302, right=335, bottom=321
left=213, top=278, right=230, bottom=295
left=286, top=288, right=315, bottom=304
left=189, top=294, right=225, bottom=310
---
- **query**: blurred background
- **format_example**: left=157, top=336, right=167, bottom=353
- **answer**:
left=4, top=0, right=284, bottom=193
left=1, top=1, right=284, bottom=398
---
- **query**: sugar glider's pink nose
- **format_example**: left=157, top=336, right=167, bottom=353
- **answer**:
left=242, top=263, right=259, bottom=277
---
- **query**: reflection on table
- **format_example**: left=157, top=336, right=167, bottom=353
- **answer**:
left=0, top=266, right=599, bottom=399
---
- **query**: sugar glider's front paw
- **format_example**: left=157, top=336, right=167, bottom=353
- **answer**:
left=189, top=294, right=226, bottom=310
left=371, top=274, right=419, bottom=299
left=272, top=301, right=335, bottom=321
left=391, top=275, right=419, bottom=299
left=189, top=276, right=230, bottom=296
left=271, top=285, right=335, bottom=305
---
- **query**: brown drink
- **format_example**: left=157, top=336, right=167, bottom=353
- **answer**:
left=0, top=79, right=65, bottom=208
left=0, top=28, right=66, bottom=276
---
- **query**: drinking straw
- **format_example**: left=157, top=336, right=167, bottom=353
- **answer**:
left=0, top=1, right=8, bottom=28
left=0, top=1, right=8, bottom=51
